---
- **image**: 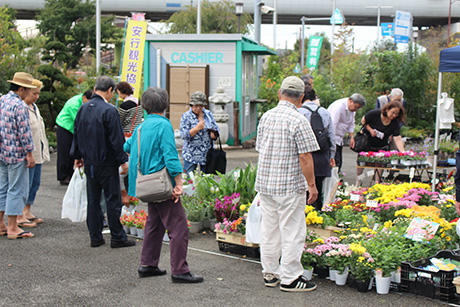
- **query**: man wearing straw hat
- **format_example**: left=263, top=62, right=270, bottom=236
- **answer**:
left=0, top=72, right=37, bottom=239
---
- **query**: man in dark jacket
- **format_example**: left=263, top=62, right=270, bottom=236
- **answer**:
left=72, top=76, right=135, bottom=248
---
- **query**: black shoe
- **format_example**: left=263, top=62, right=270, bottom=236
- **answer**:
left=59, top=178, right=70, bottom=186
left=138, top=266, right=167, bottom=278
left=110, top=239, right=136, bottom=248
left=280, top=275, right=317, bottom=292
left=90, top=239, right=106, bottom=247
left=171, top=272, right=204, bottom=283
left=263, top=273, right=280, bottom=287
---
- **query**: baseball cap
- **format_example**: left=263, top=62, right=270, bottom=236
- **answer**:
left=280, top=76, right=305, bottom=93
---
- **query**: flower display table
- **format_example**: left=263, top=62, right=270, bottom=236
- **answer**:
left=308, top=225, right=342, bottom=239
left=215, top=230, right=260, bottom=258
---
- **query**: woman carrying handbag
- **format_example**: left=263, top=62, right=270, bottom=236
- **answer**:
left=124, top=87, right=203, bottom=284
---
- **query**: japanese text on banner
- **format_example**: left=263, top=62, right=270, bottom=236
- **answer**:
left=306, top=36, right=323, bottom=70
left=120, top=20, right=147, bottom=99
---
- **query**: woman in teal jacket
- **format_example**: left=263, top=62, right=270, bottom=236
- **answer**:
left=124, top=87, right=203, bottom=284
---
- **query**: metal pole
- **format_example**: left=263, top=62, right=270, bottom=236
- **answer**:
left=432, top=72, right=443, bottom=192
left=330, top=0, right=336, bottom=78
left=448, top=0, right=452, bottom=46
left=197, top=0, right=201, bottom=34
left=273, top=0, right=277, bottom=49
left=254, top=0, right=261, bottom=43
left=96, top=0, right=101, bottom=74
left=238, top=15, right=241, bottom=33
left=377, top=7, right=381, bottom=44
left=301, top=17, right=305, bottom=70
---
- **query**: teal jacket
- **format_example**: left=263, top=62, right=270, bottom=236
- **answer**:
left=124, top=114, right=183, bottom=197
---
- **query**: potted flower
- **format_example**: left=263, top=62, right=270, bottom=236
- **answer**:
left=324, top=243, right=352, bottom=286
left=349, top=243, right=375, bottom=292
left=120, top=214, right=129, bottom=233
left=135, top=210, right=147, bottom=239
left=302, top=247, right=318, bottom=281
left=182, top=195, right=206, bottom=233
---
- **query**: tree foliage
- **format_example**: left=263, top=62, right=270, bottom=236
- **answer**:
left=259, top=32, right=439, bottom=130
left=0, top=7, right=29, bottom=94
left=37, top=0, right=123, bottom=68
left=165, top=0, right=252, bottom=34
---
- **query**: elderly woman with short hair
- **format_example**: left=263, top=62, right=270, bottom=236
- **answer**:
left=124, top=87, right=203, bottom=284
left=180, top=91, right=219, bottom=173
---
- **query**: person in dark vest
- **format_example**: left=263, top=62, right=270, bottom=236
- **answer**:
left=71, top=76, right=135, bottom=249
left=298, top=79, right=336, bottom=210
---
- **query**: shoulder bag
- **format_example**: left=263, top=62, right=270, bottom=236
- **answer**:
left=205, top=136, right=227, bottom=175
left=135, top=126, right=173, bottom=203
left=351, top=126, right=369, bottom=153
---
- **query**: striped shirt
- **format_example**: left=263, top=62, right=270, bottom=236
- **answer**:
left=255, top=100, right=319, bottom=196
left=0, top=91, right=34, bottom=164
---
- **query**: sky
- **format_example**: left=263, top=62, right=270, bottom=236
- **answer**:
left=16, top=19, right=389, bottom=53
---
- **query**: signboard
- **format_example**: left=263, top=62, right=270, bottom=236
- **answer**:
left=306, top=36, right=323, bottom=70
left=404, top=218, right=439, bottom=242
left=381, top=22, right=394, bottom=37
left=394, top=10, right=412, bottom=44
left=120, top=20, right=148, bottom=99
left=330, top=8, right=344, bottom=25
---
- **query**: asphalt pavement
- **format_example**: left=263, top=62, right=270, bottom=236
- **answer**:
left=0, top=148, right=449, bottom=307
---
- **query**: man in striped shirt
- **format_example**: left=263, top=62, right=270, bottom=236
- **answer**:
left=256, top=76, right=319, bottom=292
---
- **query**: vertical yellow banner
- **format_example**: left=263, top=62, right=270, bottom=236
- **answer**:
left=120, top=20, right=148, bottom=99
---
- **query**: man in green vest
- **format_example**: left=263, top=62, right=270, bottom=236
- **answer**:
left=55, top=90, right=93, bottom=185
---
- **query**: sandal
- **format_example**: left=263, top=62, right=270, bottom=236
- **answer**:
left=17, top=221, right=37, bottom=228
left=28, top=217, right=44, bottom=224
left=7, top=231, right=34, bottom=240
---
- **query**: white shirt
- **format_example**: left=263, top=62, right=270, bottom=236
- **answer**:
left=327, top=97, right=356, bottom=146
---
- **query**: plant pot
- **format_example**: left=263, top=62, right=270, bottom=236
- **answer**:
left=390, top=160, right=398, bottom=166
left=314, top=266, right=329, bottom=279
left=355, top=279, right=371, bottom=292
left=303, top=268, right=313, bottom=281
left=129, top=226, right=137, bottom=235
left=122, top=225, right=129, bottom=233
left=335, top=267, right=349, bottom=286
left=189, top=221, right=203, bottom=233
left=208, top=218, right=217, bottom=231
left=329, top=268, right=338, bottom=281
left=390, top=269, right=401, bottom=284
left=375, top=275, right=391, bottom=294
left=137, top=228, right=144, bottom=239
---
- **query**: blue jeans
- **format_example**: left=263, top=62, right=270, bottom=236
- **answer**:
left=27, top=164, right=42, bottom=205
left=0, top=160, right=29, bottom=215
left=183, top=159, right=205, bottom=174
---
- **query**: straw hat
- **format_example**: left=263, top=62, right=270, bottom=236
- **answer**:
left=7, top=72, right=37, bottom=89
left=32, top=79, right=43, bottom=89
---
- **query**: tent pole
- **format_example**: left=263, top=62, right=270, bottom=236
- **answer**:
left=432, top=72, right=443, bottom=192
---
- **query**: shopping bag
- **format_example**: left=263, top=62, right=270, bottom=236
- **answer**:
left=205, top=137, right=226, bottom=175
left=61, top=168, right=87, bottom=222
left=246, top=193, right=262, bottom=244
left=322, top=167, right=340, bottom=208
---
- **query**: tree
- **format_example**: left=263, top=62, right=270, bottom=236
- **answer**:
left=166, top=0, right=252, bottom=34
left=0, top=7, right=29, bottom=94
left=37, top=0, right=123, bottom=69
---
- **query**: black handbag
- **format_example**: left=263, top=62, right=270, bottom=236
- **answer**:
left=205, top=137, right=226, bottom=174
left=352, top=126, right=369, bottom=153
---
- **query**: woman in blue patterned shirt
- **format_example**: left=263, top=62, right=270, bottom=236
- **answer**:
left=179, top=91, right=219, bottom=173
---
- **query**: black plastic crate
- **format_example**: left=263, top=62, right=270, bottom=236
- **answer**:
left=400, top=250, right=460, bottom=303
left=218, top=242, right=260, bottom=259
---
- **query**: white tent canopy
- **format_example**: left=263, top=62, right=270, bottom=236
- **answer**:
left=432, top=46, right=460, bottom=191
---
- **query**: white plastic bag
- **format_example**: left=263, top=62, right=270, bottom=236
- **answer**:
left=246, top=193, right=262, bottom=244
left=322, top=167, right=340, bottom=208
left=61, top=168, right=87, bottom=222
